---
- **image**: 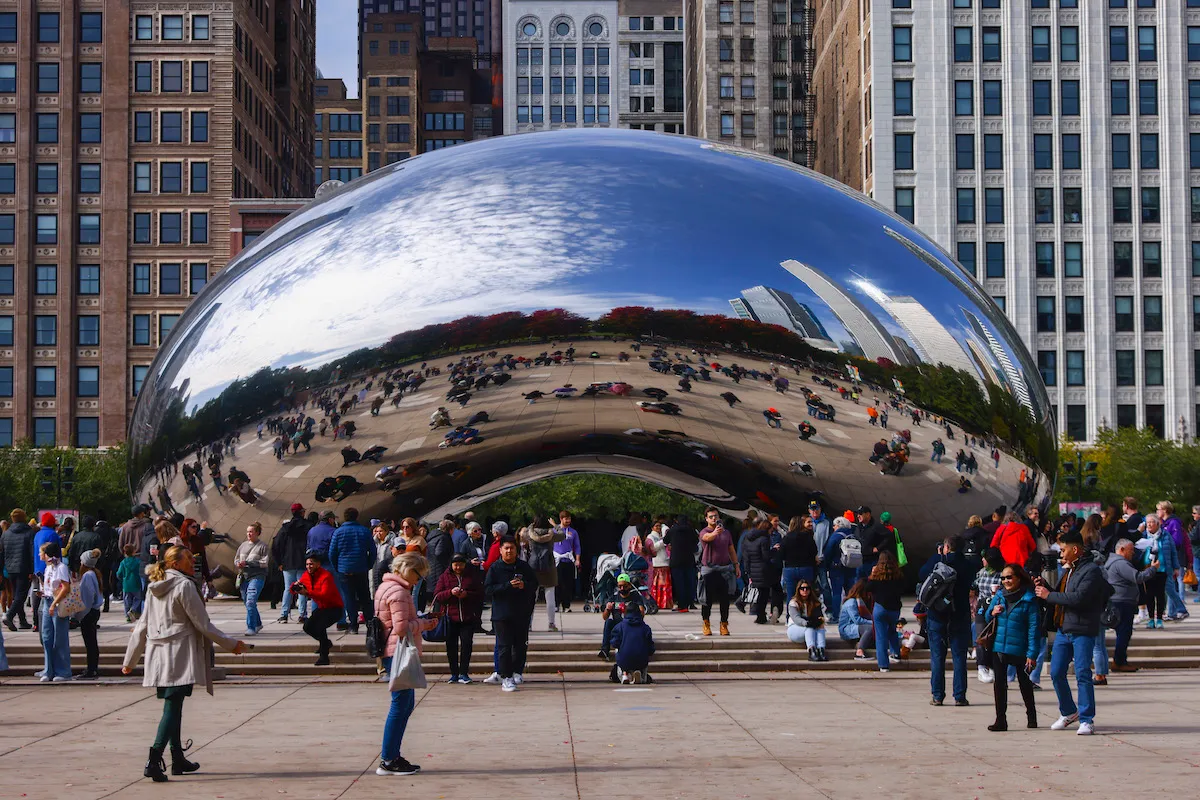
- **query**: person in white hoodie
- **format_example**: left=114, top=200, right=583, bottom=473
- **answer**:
left=123, top=545, right=246, bottom=783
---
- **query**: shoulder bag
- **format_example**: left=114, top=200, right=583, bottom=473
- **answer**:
left=55, top=578, right=85, bottom=619
left=387, top=630, right=427, bottom=691
left=975, top=616, right=998, bottom=650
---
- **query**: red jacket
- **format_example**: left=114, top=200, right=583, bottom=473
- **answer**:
left=299, top=567, right=343, bottom=610
left=483, top=539, right=503, bottom=572
left=432, top=566, right=484, bottom=623
left=990, top=522, right=1036, bottom=568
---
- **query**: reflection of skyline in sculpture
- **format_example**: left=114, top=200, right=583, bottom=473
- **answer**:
left=854, top=280, right=980, bottom=382
left=729, top=285, right=836, bottom=350
left=781, top=260, right=908, bottom=365
left=965, top=338, right=1004, bottom=388
left=964, top=310, right=1033, bottom=412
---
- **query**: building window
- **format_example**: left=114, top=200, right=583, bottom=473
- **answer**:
left=77, top=315, right=99, bottom=346
left=190, top=263, right=208, bottom=295
left=1060, top=26, right=1078, bottom=61
left=191, top=111, right=208, bottom=142
left=78, top=264, right=100, bottom=295
left=1139, top=79, right=1158, bottom=115
left=161, top=112, right=182, bottom=142
left=1112, top=134, right=1131, bottom=169
left=160, top=162, right=182, bottom=193
left=1114, top=242, right=1134, bottom=278
left=1111, top=80, right=1129, bottom=115
left=1144, top=296, right=1163, bottom=331
left=895, top=188, right=915, bottom=223
left=741, top=113, right=755, bottom=136
left=78, top=214, right=100, bottom=244
left=983, top=135, right=1003, bottom=170
left=1060, top=81, right=1079, bottom=116
left=36, top=164, right=58, bottom=194
left=894, top=80, right=913, bottom=115
left=1062, top=188, right=1082, bottom=224
left=1064, top=296, right=1084, bottom=333
left=0, top=64, right=13, bottom=94
left=985, top=242, right=1004, bottom=278
left=1037, top=351, right=1057, bottom=387
left=80, top=63, right=102, bottom=94
left=132, top=366, right=149, bottom=396
left=740, top=75, right=754, bottom=98
left=1037, top=297, right=1056, bottom=332
left=954, top=81, right=973, bottom=116
left=1191, top=133, right=1200, bottom=169
left=894, top=134, right=914, bottom=170
left=35, top=366, right=56, bottom=396
left=37, top=63, right=59, bottom=94
left=163, top=15, right=184, bottom=40
left=0, top=315, right=9, bottom=346
left=33, top=418, right=55, bottom=447
left=76, top=417, right=99, bottom=448
left=1145, top=350, right=1164, bottom=387
left=982, top=81, right=1002, bottom=115
left=1138, top=26, right=1156, bottom=62
left=1113, top=187, right=1133, bottom=223
left=160, top=213, right=182, bottom=244
left=1061, top=134, right=1081, bottom=169
left=953, top=27, right=971, bottom=62
left=1033, top=134, right=1053, bottom=169
left=1110, top=26, right=1129, bottom=61
left=720, top=113, right=734, bottom=136
left=38, top=12, right=60, bottom=43
left=77, top=366, right=99, bottom=398
left=133, top=263, right=151, bottom=294
left=36, top=114, right=58, bottom=143
left=0, top=215, right=11, bottom=245
left=193, top=16, right=210, bottom=40
left=1063, top=242, right=1083, bottom=278
left=1035, top=242, right=1055, bottom=277
left=984, top=188, right=1004, bottom=223
left=982, top=28, right=1001, bottom=61
left=80, top=12, right=103, bottom=43
left=191, top=62, right=209, bottom=92
left=957, top=242, right=976, bottom=276
left=740, top=38, right=755, bottom=61
left=34, top=315, right=56, bottom=346
left=190, top=212, right=208, bottom=244
left=134, top=61, right=152, bottom=92
left=1142, top=187, right=1160, bottom=223
left=133, top=314, right=151, bottom=346
left=135, top=15, right=153, bottom=40
left=162, top=61, right=183, bottom=92
left=1190, top=27, right=1200, bottom=61
left=134, top=112, right=152, bottom=142
left=1142, top=242, right=1162, bottom=278
left=1115, top=296, right=1135, bottom=331
left=159, top=263, right=181, bottom=295
left=1032, top=81, right=1052, bottom=115
left=1115, top=350, right=1136, bottom=386
left=956, top=134, right=974, bottom=170
left=956, top=188, right=976, bottom=223
left=36, top=215, right=57, bottom=245
left=159, top=314, right=180, bottom=344
left=1034, top=189, right=1054, bottom=224
left=894, top=27, right=912, bottom=62
left=1065, top=353, right=1085, bottom=388
left=1032, top=27, right=1051, bottom=62
left=719, top=75, right=734, bottom=98
left=190, top=162, right=208, bottom=193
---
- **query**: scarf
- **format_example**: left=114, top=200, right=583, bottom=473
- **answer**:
left=1002, top=586, right=1025, bottom=606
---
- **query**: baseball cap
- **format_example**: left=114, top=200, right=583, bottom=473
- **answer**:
left=855, top=505, right=871, bottom=515
left=320, top=510, right=336, bottom=520
left=290, top=502, right=304, bottom=513
left=808, top=500, right=821, bottom=509
left=617, top=573, right=632, bottom=584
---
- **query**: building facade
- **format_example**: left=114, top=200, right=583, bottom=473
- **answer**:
left=362, top=12, right=423, bottom=168
left=315, top=78, right=365, bottom=184
left=617, top=0, right=685, bottom=133
left=360, top=0, right=500, bottom=75
left=0, top=2, right=314, bottom=448
left=684, top=0, right=815, bottom=166
left=818, top=0, right=1200, bottom=442
left=502, top=0, right=619, bottom=132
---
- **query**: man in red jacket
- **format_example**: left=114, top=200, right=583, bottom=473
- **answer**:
left=294, top=553, right=345, bottom=665
left=991, top=512, right=1036, bottom=569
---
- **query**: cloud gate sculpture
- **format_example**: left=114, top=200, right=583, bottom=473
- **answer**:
left=128, top=129, right=1055, bottom=591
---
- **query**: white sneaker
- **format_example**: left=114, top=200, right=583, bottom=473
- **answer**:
left=888, top=654, right=901, bottom=664
left=968, top=648, right=977, bottom=660
left=620, top=670, right=631, bottom=684
left=978, top=667, right=995, bottom=684
left=501, top=678, right=517, bottom=692
left=513, top=672, right=524, bottom=685
left=52, top=676, right=71, bottom=682
left=879, top=668, right=890, bottom=673
left=1133, top=609, right=1148, bottom=624
left=244, top=629, right=259, bottom=637
left=483, top=672, right=501, bottom=684
left=1050, top=713, right=1079, bottom=731
left=1076, top=722, right=1095, bottom=735
left=38, top=675, right=51, bottom=683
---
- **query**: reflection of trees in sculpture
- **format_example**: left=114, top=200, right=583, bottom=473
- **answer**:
left=132, top=305, right=1050, bottom=483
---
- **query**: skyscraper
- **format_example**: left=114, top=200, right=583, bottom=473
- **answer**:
left=810, top=1, right=1197, bottom=441
left=853, top=280, right=978, bottom=380
left=964, top=309, right=1033, bottom=415
left=780, top=259, right=906, bottom=364
left=732, top=285, right=833, bottom=344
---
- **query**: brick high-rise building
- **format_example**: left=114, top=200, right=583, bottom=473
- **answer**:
left=360, top=0, right=501, bottom=81
left=421, top=37, right=487, bottom=151
left=314, top=78, right=365, bottom=183
left=363, top=13, right=423, bottom=168
left=0, top=2, right=315, bottom=448
left=617, top=0, right=685, bottom=134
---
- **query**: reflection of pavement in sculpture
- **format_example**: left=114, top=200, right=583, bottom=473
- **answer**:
left=159, top=342, right=1029, bottom=581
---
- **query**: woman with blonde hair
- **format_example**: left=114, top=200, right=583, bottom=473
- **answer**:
left=374, top=552, right=440, bottom=776
left=123, top=545, right=246, bottom=782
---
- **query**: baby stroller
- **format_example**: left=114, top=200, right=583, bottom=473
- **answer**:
left=585, top=552, right=659, bottom=614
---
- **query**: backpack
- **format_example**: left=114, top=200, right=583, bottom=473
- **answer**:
left=839, top=535, right=863, bottom=569
left=364, top=615, right=387, bottom=659
left=917, top=561, right=958, bottom=614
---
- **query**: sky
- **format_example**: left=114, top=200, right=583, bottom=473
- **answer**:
left=316, top=0, right=360, bottom=96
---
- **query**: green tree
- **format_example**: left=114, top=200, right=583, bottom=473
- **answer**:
left=0, top=443, right=128, bottom=519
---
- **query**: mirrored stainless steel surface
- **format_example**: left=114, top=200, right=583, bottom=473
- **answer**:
left=128, top=129, right=1055, bottom=590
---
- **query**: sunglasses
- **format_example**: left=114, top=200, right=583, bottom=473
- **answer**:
left=798, top=586, right=811, bottom=591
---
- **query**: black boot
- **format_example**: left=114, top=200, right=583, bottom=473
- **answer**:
left=807, top=647, right=816, bottom=662
left=818, top=648, right=828, bottom=662
left=171, top=739, right=200, bottom=775
left=145, top=747, right=169, bottom=782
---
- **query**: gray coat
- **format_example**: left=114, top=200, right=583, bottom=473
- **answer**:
left=1045, top=559, right=1111, bottom=637
left=524, top=526, right=566, bottom=586
left=1103, top=552, right=1155, bottom=606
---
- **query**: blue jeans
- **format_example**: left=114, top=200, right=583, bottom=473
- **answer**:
left=40, top=608, right=71, bottom=679
left=280, top=569, right=309, bottom=618
left=828, top=567, right=853, bottom=612
left=240, top=575, right=264, bottom=631
left=380, top=657, right=415, bottom=762
left=1166, top=573, right=1187, bottom=617
left=1193, top=556, right=1200, bottom=600
left=781, top=566, right=814, bottom=620
left=1050, top=632, right=1096, bottom=724
left=927, top=614, right=970, bottom=703
left=872, top=604, right=900, bottom=670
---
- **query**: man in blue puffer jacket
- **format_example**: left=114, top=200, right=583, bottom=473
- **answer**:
left=327, top=507, right=376, bottom=634
left=986, top=567, right=1040, bottom=731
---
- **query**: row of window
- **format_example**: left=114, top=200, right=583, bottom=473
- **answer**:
left=896, top=24, right=1200, bottom=65
left=133, top=161, right=209, bottom=194
left=1033, top=295, right=1165, bottom=334
left=516, top=47, right=611, bottom=66
left=0, top=417, right=99, bottom=449
left=720, top=112, right=805, bottom=138
left=367, top=95, right=412, bottom=117
left=4, top=61, right=209, bottom=96
left=3, top=12, right=106, bottom=44
left=425, top=113, right=465, bottom=132
left=1033, top=350, right=1166, bottom=389
left=316, top=113, right=363, bottom=133
left=626, top=15, right=682, bottom=31
left=896, top=0, right=1196, bottom=7
left=133, top=110, right=209, bottom=144
left=1, top=110, right=210, bottom=146
left=133, top=14, right=210, bottom=42
left=365, top=39, right=412, bottom=57
left=1, top=112, right=102, bottom=145
left=315, top=139, right=363, bottom=159
left=718, top=1, right=803, bottom=25
left=0, top=214, right=101, bottom=246
left=718, top=37, right=804, bottom=63
left=0, top=263, right=207, bottom=299
left=134, top=60, right=210, bottom=93
left=516, top=106, right=610, bottom=123
left=315, top=167, right=364, bottom=184
left=900, top=77, right=1200, bottom=119
left=130, top=212, right=209, bottom=246
left=954, top=238, right=1200, bottom=280
left=517, top=76, right=611, bottom=95
left=366, top=76, right=412, bottom=89
left=0, top=163, right=103, bottom=195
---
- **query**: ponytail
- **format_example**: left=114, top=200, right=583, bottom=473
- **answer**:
left=146, top=544, right=190, bottom=582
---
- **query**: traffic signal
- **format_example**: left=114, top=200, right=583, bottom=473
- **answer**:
left=40, top=465, right=54, bottom=492
left=62, top=465, right=75, bottom=492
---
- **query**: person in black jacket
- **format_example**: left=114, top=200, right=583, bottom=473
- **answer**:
left=1035, top=530, right=1110, bottom=735
left=1, top=510, right=36, bottom=630
left=94, top=514, right=119, bottom=612
left=921, top=536, right=974, bottom=707
left=854, top=506, right=891, bottom=580
left=425, top=521, right=454, bottom=607
left=484, top=538, right=537, bottom=692
left=67, top=516, right=103, bottom=574
left=742, top=521, right=773, bottom=624
left=272, top=504, right=314, bottom=623
left=664, top=515, right=699, bottom=610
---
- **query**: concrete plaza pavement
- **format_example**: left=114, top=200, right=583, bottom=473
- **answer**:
left=3, top=664, right=1199, bottom=799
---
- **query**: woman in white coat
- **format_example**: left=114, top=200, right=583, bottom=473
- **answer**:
left=123, top=545, right=246, bottom=782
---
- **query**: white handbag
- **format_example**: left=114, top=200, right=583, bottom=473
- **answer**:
left=387, top=631, right=427, bottom=691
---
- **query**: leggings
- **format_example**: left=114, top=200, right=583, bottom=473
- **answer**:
left=556, top=561, right=576, bottom=609
left=701, top=571, right=731, bottom=623
left=153, top=695, right=186, bottom=751
left=992, top=652, right=1038, bottom=726
left=445, top=618, right=476, bottom=676
left=1145, top=572, right=1168, bottom=620
left=79, top=608, right=100, bottom=673
left=853, top=623, right=875, bottom=651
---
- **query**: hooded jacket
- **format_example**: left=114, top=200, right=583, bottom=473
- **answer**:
left=271, top=515, right=312, bottom=572
left=991, top=521, right=1036, bottom=568
left=67, top=526, right=103, bottom=573
left=1161, top=515, right=1193, bottom=566
left=425, top=527, right=454, bottom=591
left=32, top=525, right=61, bottom=575
left=0, top=521, right=35, bottom=576
left=432, top=566, right=484, bottom=623
left=374, top=572, right=438, bottom=658
left=119, top=517, right=153, bottom=557
left=986, top=589, right=1040, bottom=659
left=1104, top=551, right=1155, bottom=605
left=122, top=569, right=241, bottom=694
left=610, top=613, right=655, bottom=670
left=742, top=527, right=772, bottom=584
left=524, top=525, right=566, bottom=586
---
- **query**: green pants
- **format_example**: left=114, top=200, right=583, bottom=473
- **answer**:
left=152, top=684, right=193, bottom=751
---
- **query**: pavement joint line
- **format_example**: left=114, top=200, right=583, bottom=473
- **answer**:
left=558, top=675, right=584, bottom=800
left=685, top=671, right=836, bottom=800
left=0, top=691, right=156, bottom=759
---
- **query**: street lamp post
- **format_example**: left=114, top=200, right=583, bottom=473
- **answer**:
left=39, top=455, right=75, bottom=509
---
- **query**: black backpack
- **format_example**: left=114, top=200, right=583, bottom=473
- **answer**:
left=917, top=561, right=957, bottom=615
left=364, top=616, right=387, bottom=659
